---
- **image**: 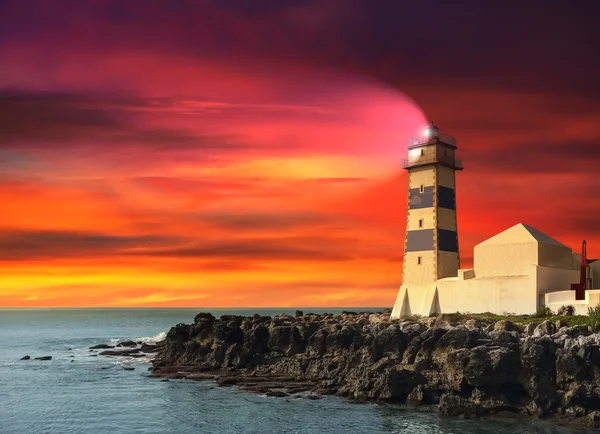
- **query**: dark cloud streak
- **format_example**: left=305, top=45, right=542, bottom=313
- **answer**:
left=0, top=88, right=252, bottom=153
left=1, top=1, right=597, bottom=97
left=469, top=139, right=600, bottom=175
left=0, top=229, right=362, bottom=262
left=0, top=230, right=179, bottom=260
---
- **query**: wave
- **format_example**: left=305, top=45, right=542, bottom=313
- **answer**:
left=133, top=331, right=167, bottom=344
left=115, top=355, right=154, bottom=366
left=106, top=331, right=166, bottom=346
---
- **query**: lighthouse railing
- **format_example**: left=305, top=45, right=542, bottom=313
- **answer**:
left=409, top=133, right=457, bottom=147
left=402, top=156, right=462, bottom=170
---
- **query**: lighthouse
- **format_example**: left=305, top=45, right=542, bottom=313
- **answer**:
left=391, top=122, right=463, bottom=317
left=390, top=124, right=596, bottom=318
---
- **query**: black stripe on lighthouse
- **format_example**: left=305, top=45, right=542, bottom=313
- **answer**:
left=406, top=229, right=435, bottom=252
left=438, top=229, right=459, bottom=252
left=408, top=186, right=434, bottom=209
left=438, top=186, right=456, bottom=210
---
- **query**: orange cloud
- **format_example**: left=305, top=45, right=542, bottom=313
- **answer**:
left=0, top=49, right=426, bottom=307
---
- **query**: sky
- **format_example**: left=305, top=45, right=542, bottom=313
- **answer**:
left=0, top=0, right=599, bottom=308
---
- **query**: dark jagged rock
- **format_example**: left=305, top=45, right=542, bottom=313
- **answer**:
left=148, top=311, right=600, bottom=428
left=117, top=340, right=137, bottom=347
left=99, top=349, right=142, bottom=357
left=89, top=344, right=114, bottom=349
left=21, top=355, right=30, bottom=360
left=140, top=343, right=161, bottom=353
left=266, top=390, right=289, bottom=397
left=34, top=356, right=52, bottom=361
left=533, top=320, right=556, bottom=338
left=195, top=312, right=216, bottom=324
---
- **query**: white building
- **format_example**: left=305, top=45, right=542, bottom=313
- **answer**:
left=391, top=123, right=597, bottom=318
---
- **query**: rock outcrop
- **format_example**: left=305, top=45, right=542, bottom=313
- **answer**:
left=150, top=312, right=600, bottom=427
left=34, top=356, right=52, bottom=361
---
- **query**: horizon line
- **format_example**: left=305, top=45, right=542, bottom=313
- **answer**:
left=0, top=306, right=389, bottom=310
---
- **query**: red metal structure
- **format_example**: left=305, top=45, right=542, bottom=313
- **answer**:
left=571, top=240, right=587, bottom=300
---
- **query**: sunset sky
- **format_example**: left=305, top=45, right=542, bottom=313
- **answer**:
left=1, top=0, right=598, bottom=308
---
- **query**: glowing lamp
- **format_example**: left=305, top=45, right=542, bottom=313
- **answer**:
left=424, top=121, right=440, bottom=139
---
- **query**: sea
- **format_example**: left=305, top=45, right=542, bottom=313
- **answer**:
left=0, top=308, right=594, bottom=434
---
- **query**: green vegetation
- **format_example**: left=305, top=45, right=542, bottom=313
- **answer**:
left=433, top=311, right=596, bottom=329
left=469, top=312, right=593, bottom=328
left=587, top=304, right=600, bottom=330
left=399, top=303, right=600, bottom=331
left=557, top=305, right=575, bottom=316
left=535, top=306, right=553, bottom=318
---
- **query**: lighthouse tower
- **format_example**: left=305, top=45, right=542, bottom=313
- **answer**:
left=391, top=122, right=463, bottom=318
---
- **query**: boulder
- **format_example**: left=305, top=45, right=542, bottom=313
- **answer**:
left=140, top=343, right=161, bottom=353
left=464, top=346, right=520, bottom=388
left=325, top=326, right=357, bottom=356
left=524, top=322, right=539, bottom=337
left=406, top=384, right=426, bottom=405
left=21, top=355, right=30, bottom=360
left=435, top=326, right=480, bottom=350
left=306, top=329, right=328, bottom=357
left=269, top=325, right=306, bottom=355
left=533, top=320, right=556, bottom=338
left=400, top=322, right=425, bottom=340
left=34, top=356, right=52, bottom=361
left=99, top=349, right=141, bottom=356
left=266, top=390, right=289, bottom=398
left=555, top=351, right=590, bottom=386
left=89, top=344, right=114, bottom=349
left=369, top=314, right=387, bottom=325
left=586, top=411, right=600, bottom=428
left=494, top=320, right=519, bottom=333
left=490, top=330, right=520, bottom=345
left=117, top=340, right=137, bottom=347
left=464, top=319, right=485, bottom=331
left=368, top=367, right=424, bottom=402
left=372, top=325, right=407, bottom=359
left=433, top=314, right=462, bottom=330
left=555, top=325, right=591, bottom=339
left=438, top=393, right=481, bottom=417
left=194, top=312, right=216, bottom=325
left=519, top=340, right=557, bottom=415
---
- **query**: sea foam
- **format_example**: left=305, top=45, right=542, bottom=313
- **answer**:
left=133, top=331, right=167, bottom=344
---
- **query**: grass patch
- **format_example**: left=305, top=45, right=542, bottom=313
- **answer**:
left=439, top=312, right=595, bottom=328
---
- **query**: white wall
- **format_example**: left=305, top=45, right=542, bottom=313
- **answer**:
left=391, top=272, right=538, bottom=318
left=590, top=261, right=600, bottom=289
left=539, top=243, right=574, bottom=269
left=474, top=242, right=537, bottom=278
left=536, top=265, right=580, bottom=295
left=545, top=290, right=600, bottom=315
left=436, top=274, right=537, bottom=315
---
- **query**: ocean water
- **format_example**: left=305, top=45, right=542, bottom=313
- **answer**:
left=0, top=308, right=593, bottom=434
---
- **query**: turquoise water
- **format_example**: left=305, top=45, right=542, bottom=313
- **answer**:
left=0, top=308, right=592, bottom=433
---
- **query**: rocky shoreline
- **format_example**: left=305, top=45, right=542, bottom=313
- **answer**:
left=84, top=310, right=600, bottom=428
left=144, top=310, right=600, bottom=428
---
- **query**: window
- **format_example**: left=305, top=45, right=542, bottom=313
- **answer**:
left=419, top=219, right=424, bottom=228
left=420, top=149, right=424, bottom=156
left=420, top=185, right=424, bottom=193
left=418, top=256, right=422, bottom=265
